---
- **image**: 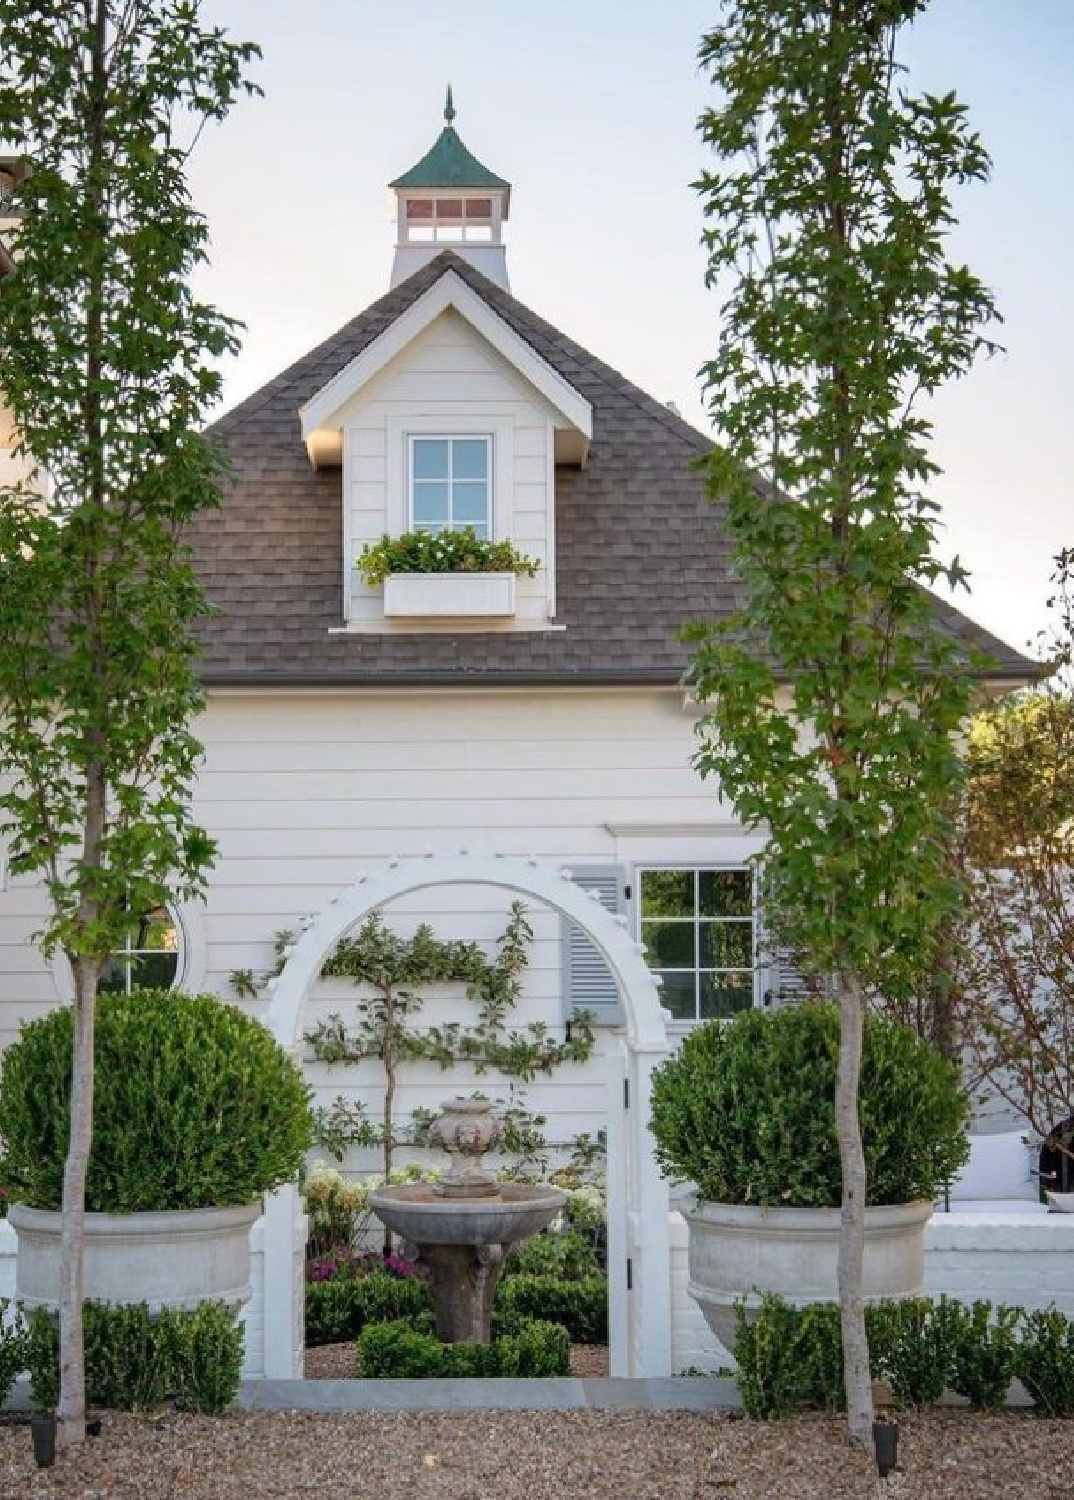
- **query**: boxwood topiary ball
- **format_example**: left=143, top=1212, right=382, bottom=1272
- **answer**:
left=0, top=989, right=313, bottom=1212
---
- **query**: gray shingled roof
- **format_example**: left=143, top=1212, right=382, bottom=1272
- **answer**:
left=193, top=251, right=1033, bottom=687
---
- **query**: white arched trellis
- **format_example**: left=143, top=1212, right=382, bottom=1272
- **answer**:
left=259, top=854, right=671, bottom=1380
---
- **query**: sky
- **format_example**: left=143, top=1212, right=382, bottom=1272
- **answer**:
left=191, top=0, right=1073, bottom=661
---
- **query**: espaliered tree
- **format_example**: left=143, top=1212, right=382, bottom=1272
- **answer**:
left=686, top=0, right=997, bottom=1445
left=0, top=2, right=258, bottom=1449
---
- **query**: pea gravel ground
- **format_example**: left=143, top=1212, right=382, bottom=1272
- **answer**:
left=2, top=1409, right=1072, bottom=1500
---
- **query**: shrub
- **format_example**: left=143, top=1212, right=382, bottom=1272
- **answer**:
left=794, top=1302, right=845, bottom=1412
left=495, top=1275, right=607, bottom=1344
left=0, top=1300, right=27, bottom=1409
left=866, top=1296, right=959, bottom=1410
left=732, top=1294, right=803, bottom=1420
left=947, top=1301, right=1021, bottom=1412
left=26, top=1301, right=244, bottom=1415
left=1017, top=1308, right=1074, bottom=1417
left=305, top=1269, right=432, bottom=1346
left=503, top=1230, right=602, bottom=1283
left=650, top=1002, right=969, bottom=1207
left=357, top=1318, right=569, bottom=1378
left=0, top=990, right=313, bottom=1212
left=356, top=529, right=540, bottom=587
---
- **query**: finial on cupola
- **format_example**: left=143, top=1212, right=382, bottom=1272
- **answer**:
left=388, top=92, right=513, bottom=292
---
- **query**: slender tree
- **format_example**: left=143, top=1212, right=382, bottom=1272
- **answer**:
left=953, top=550, right=1074, bottom=1155
left=0, top=1, right=258, bottom=1449
left=687, top=0, right=996, bottom=1444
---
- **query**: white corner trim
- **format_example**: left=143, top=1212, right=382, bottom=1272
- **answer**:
left=300, top=271, right=592, bottom=465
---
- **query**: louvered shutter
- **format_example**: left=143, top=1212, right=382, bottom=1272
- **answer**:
left=562, top=865, right=626, bottom=1026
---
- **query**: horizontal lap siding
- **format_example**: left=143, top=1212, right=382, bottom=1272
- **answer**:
left=0, top=687, right=718, bottom=1168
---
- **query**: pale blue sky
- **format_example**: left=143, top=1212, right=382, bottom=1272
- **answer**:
left=193, top=0, right=1073, bottom=659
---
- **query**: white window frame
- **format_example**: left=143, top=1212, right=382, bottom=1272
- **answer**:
left=385, top=412, right=514, bottom=543
left=99, top=903, right=187, bottom=996
left=635, top=864, right=760, bottom=1025
left=407, top=433, right=494, bottom=538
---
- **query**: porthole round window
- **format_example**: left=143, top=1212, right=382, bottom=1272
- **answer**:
left=99, top=904, right=183, bottom=995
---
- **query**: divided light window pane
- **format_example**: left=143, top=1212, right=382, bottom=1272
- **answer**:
left=410, top=436, right=491, bottom=537
left=638, top=867, right=756, bottom=1025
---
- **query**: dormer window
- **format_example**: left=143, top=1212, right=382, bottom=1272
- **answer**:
left=410, top=435, right=491, bottom=538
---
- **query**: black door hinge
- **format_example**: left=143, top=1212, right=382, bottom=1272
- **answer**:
left=623, top=1078, right=630, bottom=1110
left=626, top=1257, right=633, bottom=1290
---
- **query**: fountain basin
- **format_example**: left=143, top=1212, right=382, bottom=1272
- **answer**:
left=370, top=1180, right=567, bottom=1344
left=370, top=1182, right=566, bottom=1248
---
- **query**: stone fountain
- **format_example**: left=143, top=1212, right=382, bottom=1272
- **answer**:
left=370, top=1098, right=565, bottom=1344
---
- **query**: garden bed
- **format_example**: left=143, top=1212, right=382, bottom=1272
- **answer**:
left=304, top=1339, right=610, bottom=1379
left=1, top=1408, right=1071, bottom=1499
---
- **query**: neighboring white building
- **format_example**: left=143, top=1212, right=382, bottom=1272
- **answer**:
left=0, top=100, right=1042, bottom=1378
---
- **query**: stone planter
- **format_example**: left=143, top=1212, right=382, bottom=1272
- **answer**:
left=9, top=1202, right=260, bottom=1313
left=683, top=1198, right=934, bottom=1349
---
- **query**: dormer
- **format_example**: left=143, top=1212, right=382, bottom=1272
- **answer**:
left=389, top=89, right=511, bottom=292
left=300, top=267, right=592, bottom=635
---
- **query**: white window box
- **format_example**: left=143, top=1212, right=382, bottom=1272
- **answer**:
left=382, top=571, right=516, bottom=619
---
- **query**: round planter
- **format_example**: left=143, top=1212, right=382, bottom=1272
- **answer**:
left=8, top=1201, right=260, bottom=1313
left=683, top=1197, right=934, bottom=1349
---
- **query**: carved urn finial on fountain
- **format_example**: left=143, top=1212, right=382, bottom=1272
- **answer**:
left=369, top=1098, right=565, bottom=1345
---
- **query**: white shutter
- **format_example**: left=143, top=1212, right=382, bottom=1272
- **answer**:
left=562, top=865, right=626, bottom=1026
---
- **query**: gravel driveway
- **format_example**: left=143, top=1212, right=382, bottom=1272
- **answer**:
left=2, top=1408, right=1072, bottom=1499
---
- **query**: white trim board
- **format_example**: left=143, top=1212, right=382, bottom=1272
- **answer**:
left=300, top=270, right=592, bottom=470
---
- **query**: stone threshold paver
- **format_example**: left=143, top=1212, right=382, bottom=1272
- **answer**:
left=238, top=1376, right=740, bottom=1413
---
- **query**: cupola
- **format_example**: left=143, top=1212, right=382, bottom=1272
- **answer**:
left=389, top=89, right=511, bottom=292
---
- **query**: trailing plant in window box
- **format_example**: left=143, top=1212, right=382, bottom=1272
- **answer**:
left=356, top=529, right=540, bottom=587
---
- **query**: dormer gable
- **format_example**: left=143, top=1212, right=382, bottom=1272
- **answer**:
left=298, top=263, right=593, bottom=636
left=300, top=268, right=591, bottom=469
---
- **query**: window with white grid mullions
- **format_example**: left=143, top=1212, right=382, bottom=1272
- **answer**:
left=409, top=435, right=491, bottom=538
left=638, top=868, right=756, bottom=1023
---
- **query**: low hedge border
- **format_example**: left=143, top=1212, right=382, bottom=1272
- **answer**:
left=306, top=1270, right=433, bottom=1346
left=26, top=1301, right=244, bottom=1415
left=495, top=1275, right=607, bottom=1345
left=357, top=1318, right=570, bottom=1378
left=734, top=1294, right=1074, bottom=1420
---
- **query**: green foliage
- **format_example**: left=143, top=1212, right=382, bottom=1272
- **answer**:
left=0, top=990, right=313, bottom=1211
left=298, top=905, right=593, bottom=1182
left=0, top=3, right=259, bottom=968
left=649, top=1003, right=968, bottom=1207
left=946, top=1301, right=1022, bottom=1412
left=26, top=1301, right=243, bottom=1414
left=304, top=1270, right=432, bottom=1347
left=732, top=1294, right=804, bottom=1420
left=495, top=1275, right=607, bottom=1345
left=866, top=1296, right=959, bottom=1410
left=737, top=1294, right=1066, bottom=1418
left=1016, top=1308, right=1074, bottom=1418
left=357, top=1318, right=569, bottom=1379
left=688, top=1, right=996, bottom=1005
left=503, top=1230, right=602, bottom=1283
left=0, top=1301, right=28, bottom=1409
left=302, top=1163, right=369, bottom=1259
left=356, top=529, right=540, bottom=587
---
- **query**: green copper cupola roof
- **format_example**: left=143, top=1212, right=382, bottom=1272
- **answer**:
left=390, top=87, right=511, bottom=206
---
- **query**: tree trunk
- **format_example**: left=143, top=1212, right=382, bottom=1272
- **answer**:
left=835, top=970, right=873, bottom=1447
left=56, top=954, right=100, bottom=1450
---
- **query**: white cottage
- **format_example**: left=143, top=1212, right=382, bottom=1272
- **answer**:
left=0, top=101, right=1050, bottom=1381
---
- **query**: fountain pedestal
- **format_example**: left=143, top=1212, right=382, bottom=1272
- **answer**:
left=370, top=1099, right=566, bottom=1345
